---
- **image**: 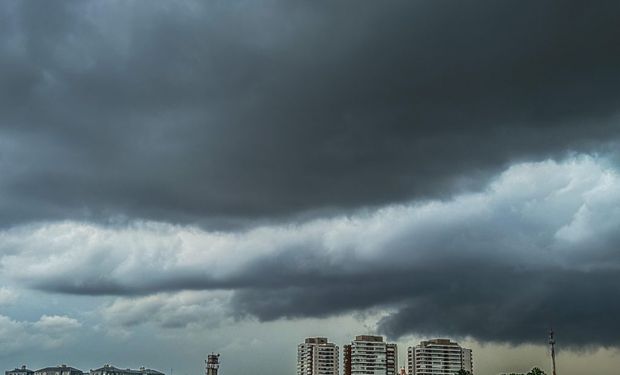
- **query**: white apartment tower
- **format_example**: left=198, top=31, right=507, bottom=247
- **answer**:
left=407, top=339, right=473, bottom=375
left=343, top=335, right=397, bottom=375
left=298, top=337, right=340, bottom=375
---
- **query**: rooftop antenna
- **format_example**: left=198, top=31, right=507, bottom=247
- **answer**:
left=549, top=329, right=557, bottom=375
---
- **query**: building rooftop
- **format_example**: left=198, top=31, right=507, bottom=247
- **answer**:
left=355, top=335, right=384, bottom=342
left=418, top=338, right=460, bottom=346
left=7, top=366, right=34, bottom=373
left=304, top=337, right=330, bottom=344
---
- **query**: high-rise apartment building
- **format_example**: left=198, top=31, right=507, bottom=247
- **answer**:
left=298, top=337, right=340, bottom=375
left=343, top=335, right=397, bottom=375
left=407, top=339, right=473, bottom=375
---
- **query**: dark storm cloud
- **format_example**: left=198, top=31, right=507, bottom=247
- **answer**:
left=2, top=0, right=620, bottom=353
left=228, top=214, right=620, bottom=348
left=1, top=0, right=620, bottom=227
left=378, top=269, right=620, bottom=347
left=231, top=267, right=620, bottom=347
left=229, top=218, right=620, bottom=346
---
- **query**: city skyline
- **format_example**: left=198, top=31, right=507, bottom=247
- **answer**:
left=3, top=334, right=551, bottom=375
left=2, top=1, right=620, bottom=375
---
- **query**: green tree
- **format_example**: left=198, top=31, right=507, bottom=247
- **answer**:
left=526, top=368, right=547, bottom=375
left=455, top=370, right=471, bottom=375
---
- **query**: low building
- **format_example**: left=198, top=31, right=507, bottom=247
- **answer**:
left=6, top=366, right=34, bottom=375
left=90, top=365, right=164, bottom=375
left=35, top=365, right=83, bottom=375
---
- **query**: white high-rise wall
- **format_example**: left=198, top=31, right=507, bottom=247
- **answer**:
left=297, top=337, right=339, bottom=375
left=407, top=339, right=473, bottom=375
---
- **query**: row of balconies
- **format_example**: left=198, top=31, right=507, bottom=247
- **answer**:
left=413, top=363, right=462, bottom=366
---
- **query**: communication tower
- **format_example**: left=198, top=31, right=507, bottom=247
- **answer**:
left=549, top=330, right=557, bottom=375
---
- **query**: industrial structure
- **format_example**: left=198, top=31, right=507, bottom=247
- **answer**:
left=205, top=354, right=220, bottom=375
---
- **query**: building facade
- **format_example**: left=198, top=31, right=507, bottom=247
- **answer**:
left=462, top=348, right=472, bottom=374
left=386, top=344, right=397, bottom=375
left=298, top=337, right=339, bottom=375
left=407, top=339, right=473, bottom=375
left=343, top=335, right=397, bottom=375
left=6, top=366, right=34, bottom=375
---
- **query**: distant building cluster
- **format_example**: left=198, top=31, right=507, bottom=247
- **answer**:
left=6, top=364, right=164, bottom=375
left=297, top=336, right=473, bottom=375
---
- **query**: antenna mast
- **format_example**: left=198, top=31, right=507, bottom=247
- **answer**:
left=549, top=329, right=557, bottom=375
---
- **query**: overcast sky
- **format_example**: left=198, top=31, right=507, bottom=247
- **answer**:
left=1, top=1, right=620, bottom=374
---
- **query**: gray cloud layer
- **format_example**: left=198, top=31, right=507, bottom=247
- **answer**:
left=2, top=0, right=620, bottom=357
left=3, top=158, right=620, bottom=346
left=1, top=1, right=619, bottom=227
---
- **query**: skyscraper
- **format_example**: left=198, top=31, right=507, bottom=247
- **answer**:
left=407, top=339, right=473, bottom=375
left=343, top=335, right=397, bottom=375
left=298, top=337, right=340, bottom=375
